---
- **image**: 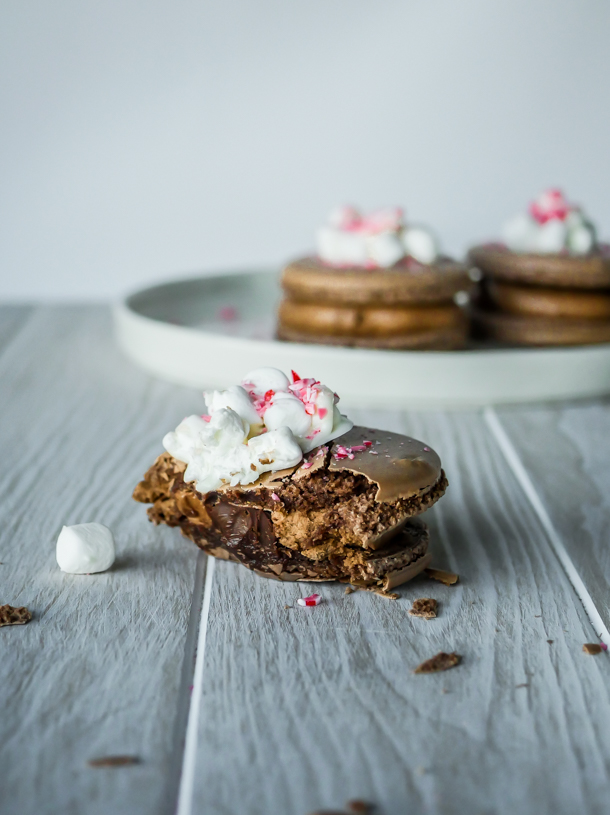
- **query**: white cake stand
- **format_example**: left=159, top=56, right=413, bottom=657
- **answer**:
left=113, top=270, right=610, bottom=408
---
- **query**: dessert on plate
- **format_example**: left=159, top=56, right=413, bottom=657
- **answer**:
left=133, top=368, right=448, bottom=595
left=469, top=189, right=610, bottom=346
left=277, top=207, right=471, bottom=350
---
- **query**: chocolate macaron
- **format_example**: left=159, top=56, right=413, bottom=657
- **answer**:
left=470, top=189, right=610, bottom=347
left=133, top=368, right=447, bottom=595
left=277, top=207, right=471, bottom=350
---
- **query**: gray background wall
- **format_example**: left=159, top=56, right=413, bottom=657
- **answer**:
left=1, top=0, right=608, bottom=300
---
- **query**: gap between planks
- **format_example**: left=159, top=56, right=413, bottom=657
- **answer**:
left=484, top=406, right=610, bottom=648
left=176, top=554, right=217, bottom=815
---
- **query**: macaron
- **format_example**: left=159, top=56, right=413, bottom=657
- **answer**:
left=469, top=189, right=610, bottom=347
left=134, top=426, right=447, bottom=595
left=278, top=206, right=471, bottom=350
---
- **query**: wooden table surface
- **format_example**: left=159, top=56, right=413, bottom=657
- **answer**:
left=2, top=305, right=610, bottom=815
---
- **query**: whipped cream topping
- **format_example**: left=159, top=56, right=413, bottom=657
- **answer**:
left=162, top=368, right=353, bottom=493
left=503, top=189, right=597, bottom=255
left=317, top=206, right=439, bottom=268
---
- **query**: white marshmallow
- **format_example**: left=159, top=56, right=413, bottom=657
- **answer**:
left=263, top=392, right=311, bottom=437
left=402, top=227, right=439, bottom=264
left=503, top=212, right=537, bottom=253
left=204, top=385, right=261, bottom=430
left=317, top=226, right=368, bottom=266
left=241, top=367, right=290, bottom=398
left=533, top=219, right=567, bottom=253
left=248, top=427, right=303, bottom=472
left=56, top=523, right=115, bottom=574
left=568, top=224, right=595, bottom=254
left=366, top=231, right=405, bottom=268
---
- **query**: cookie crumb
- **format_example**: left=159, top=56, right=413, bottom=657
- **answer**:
left=284, top=604, right=292, bottom=610
left=88, top=755, right=140, bottom=767
left=414, top=652, right=461, bottom=674
left=344, top=586, right=354, bottom=595
left=516, top=683, right=529, bottom=688
left=583, top=643, right=604, bottom=655
left=425, top=568, right=459, bottom=586
left=346, top=800, right=373, bottom=813
left=409, top=598, right=437, bottom=619
left=547, top=640, right=554, bottom=645
left=0, top=604, right=31, bottom=627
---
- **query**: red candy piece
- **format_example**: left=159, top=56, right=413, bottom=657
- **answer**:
left=297, top=593, right=321, bottom=607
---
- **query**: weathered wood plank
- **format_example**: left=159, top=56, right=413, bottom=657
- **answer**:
left=0, top=306, right=203, bottom=815
left=494, top=401, right=610, bottom=632
left=0, top=304, right=33, bottom=354
left=189, top=409, right=610, bottom=815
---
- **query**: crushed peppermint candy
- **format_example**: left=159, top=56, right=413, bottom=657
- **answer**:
left=217, top=306, right=238, bottom=321
left=301, top=461, right=313, bottom=469
left=297, top=593, right=321, bottom=607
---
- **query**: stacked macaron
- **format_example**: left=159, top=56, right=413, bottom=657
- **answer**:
left=133, top=368, right=447, bottom=595
left=277, top=207, right=471, bottom=350
left=470, top=190, right=610, bottom=346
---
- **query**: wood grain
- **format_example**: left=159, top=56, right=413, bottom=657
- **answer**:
left=0, top=306, right=202, bottom=815
left=495, top=401, right=610, bottom=631
left=190, top=409, right=610, bottom=815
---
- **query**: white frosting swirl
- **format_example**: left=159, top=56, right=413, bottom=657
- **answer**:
left=503, top=189, right=597, bottom=255
left=162, top=368, right=353, bottom=493
left=316, top=206, right=439, bottom=267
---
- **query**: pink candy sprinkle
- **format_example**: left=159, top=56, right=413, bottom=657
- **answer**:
left=423, top=446, right=430, bottom=451
left=297, top=593, right=321, bottom=607
left=218, top=306, right=238, bottom=321
left=271, top=493, right=280, bottom=502
left=602, top=643, right=608, bottom=651
left=529, top=188, right=570, bottom=225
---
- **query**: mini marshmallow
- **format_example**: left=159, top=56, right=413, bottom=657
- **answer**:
left=56, top=523, right=116, bottom=574
left=402, top=227, right=439, bottom=264
left=366, top=231, right=405, bottom=268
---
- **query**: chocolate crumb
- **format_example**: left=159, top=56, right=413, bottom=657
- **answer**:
left=414, top=651, right=461, bottom=674
left=88, top=755, right=140, bottom=767
left=346, top=801, right=374, bottom=813
left=583, top=643, right=604, bottom=655
left=409, top=598, right=437, bottom=619
left=425, top=568, right=459, bottom=586
left=547, top=640, right=554, bottom=645
left=0, top=604, right=32, bottom=627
